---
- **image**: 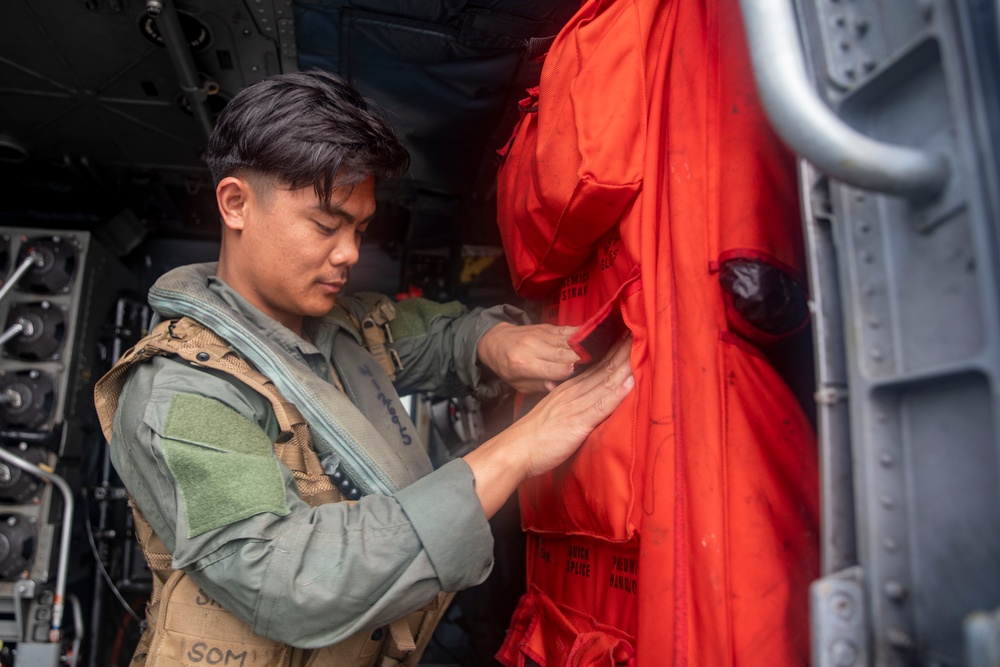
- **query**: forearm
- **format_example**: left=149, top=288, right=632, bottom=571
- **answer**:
left=463, top=428, right=531, bottom=519
left=389, top=303, right=530, bottom=397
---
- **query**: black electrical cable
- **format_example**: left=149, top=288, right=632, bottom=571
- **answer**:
left=82, top=495, right=144, bottom=626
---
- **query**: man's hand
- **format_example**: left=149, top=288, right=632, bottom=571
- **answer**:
left=477, top=322, right=581, bottom=394
left=465, top=333, right=634, bottom=517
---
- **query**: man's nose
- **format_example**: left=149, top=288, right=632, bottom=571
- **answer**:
left=329, top=234, right=360, bottom=267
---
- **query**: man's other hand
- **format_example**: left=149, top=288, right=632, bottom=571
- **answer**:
left=464, top=332, right=634, bottom=518
left=477, top=322, right=581, bottom=394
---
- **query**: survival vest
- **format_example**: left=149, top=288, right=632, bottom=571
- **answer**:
left=495, top=0, right=819, bottom=665
left=94, top=317, right=450, bottom=667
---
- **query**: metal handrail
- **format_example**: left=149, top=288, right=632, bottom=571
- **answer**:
left=737, top=0, right=950, bottom=198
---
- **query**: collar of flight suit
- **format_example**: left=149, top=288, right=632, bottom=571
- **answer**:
left=148, top=262, right=433, bottom=496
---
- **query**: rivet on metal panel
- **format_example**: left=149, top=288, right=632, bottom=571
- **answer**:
left=854, top=18, right=869, bottom=36
left=862, top=58, right=877, bottom=73
left=843, top=66, right=856, bottom=79
left=886, top=627, right=915, bottom=650
left=884, top=580, right=908, bottom=601
left=858, top=221, right=870, bottom=233
left=834, top=15, right=846, bottom=27
left=831, top=639, right=860, bottom=666
left=860, top=250, right=874, bottom=263
left=815, top=387, right=848, bottom=405
left=831, top=592, right=854, bottom=620
left=839, top=39, right=851, bottom=52
left=870, top=348, right=883, bottom=361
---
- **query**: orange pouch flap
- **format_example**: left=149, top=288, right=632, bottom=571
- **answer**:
left=567, top=267, right=641, bottom=366
left=497, top=586, right=636, bottom=667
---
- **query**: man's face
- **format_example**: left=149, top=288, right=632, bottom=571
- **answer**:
left=229, top=176, right=375, bottom=334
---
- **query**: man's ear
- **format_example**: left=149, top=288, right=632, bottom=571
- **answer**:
left=217, top=177, right=254, bottom=231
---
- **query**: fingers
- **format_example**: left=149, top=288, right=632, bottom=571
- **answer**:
left=538, top=323, right=579, bottom=340
left=508, top=332, right=633, bottom=478
left=582, top=342, right=633, bottom=426
left=529, top=324, right=581, bottom=365
left=569, top=332, right=632, bottom=389
left=508, top=324, right=580, bottom=387
left=541, top=333, right=632, bottom=428
left=542, top=333, right=633, bottom=432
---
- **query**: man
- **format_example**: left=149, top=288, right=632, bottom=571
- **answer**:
left=96, top=70, right=633, bottom=665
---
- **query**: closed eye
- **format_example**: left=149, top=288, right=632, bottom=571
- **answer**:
left=313, top=220, right=338, bottom=236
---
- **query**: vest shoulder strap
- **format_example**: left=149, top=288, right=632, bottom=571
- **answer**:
left=331, top=296, right=403, bottom=380
left=96, top=317, right=306, bottom=441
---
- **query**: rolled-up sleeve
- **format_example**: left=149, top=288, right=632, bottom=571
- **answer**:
left=390, top=302, right=531, bottom=399
left=395, top=459, right=494, bottom=590
left=247, top=460, right=493, bottom=646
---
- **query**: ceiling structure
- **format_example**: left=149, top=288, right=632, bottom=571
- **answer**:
left=0, top=0, right=575, bottom=301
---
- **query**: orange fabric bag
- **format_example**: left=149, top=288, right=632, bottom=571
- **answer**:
left=495, top=0, right=819, bottom=665
left=496, top=0, right=646, bottom=299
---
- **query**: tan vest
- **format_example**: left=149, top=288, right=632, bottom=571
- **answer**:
left=94, top=318, right=451, bottom=667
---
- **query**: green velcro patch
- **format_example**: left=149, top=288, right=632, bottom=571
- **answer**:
left=162, top=393, right=289, bottom=538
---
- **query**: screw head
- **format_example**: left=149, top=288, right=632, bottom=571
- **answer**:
left=884, top=580, right=908, bottom=601
left=886, top=627, right=915, bottom=649
left=831, top=639, right=859, bottom=666
left=831, top=593, right=854, bottom=620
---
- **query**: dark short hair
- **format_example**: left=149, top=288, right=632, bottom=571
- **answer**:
left=206, top=70, right=409, bottom=203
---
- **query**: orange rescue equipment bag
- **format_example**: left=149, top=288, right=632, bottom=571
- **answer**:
left=496, top=0, right=645, bottom=299
left=495, top=0, right=819, bottom=664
